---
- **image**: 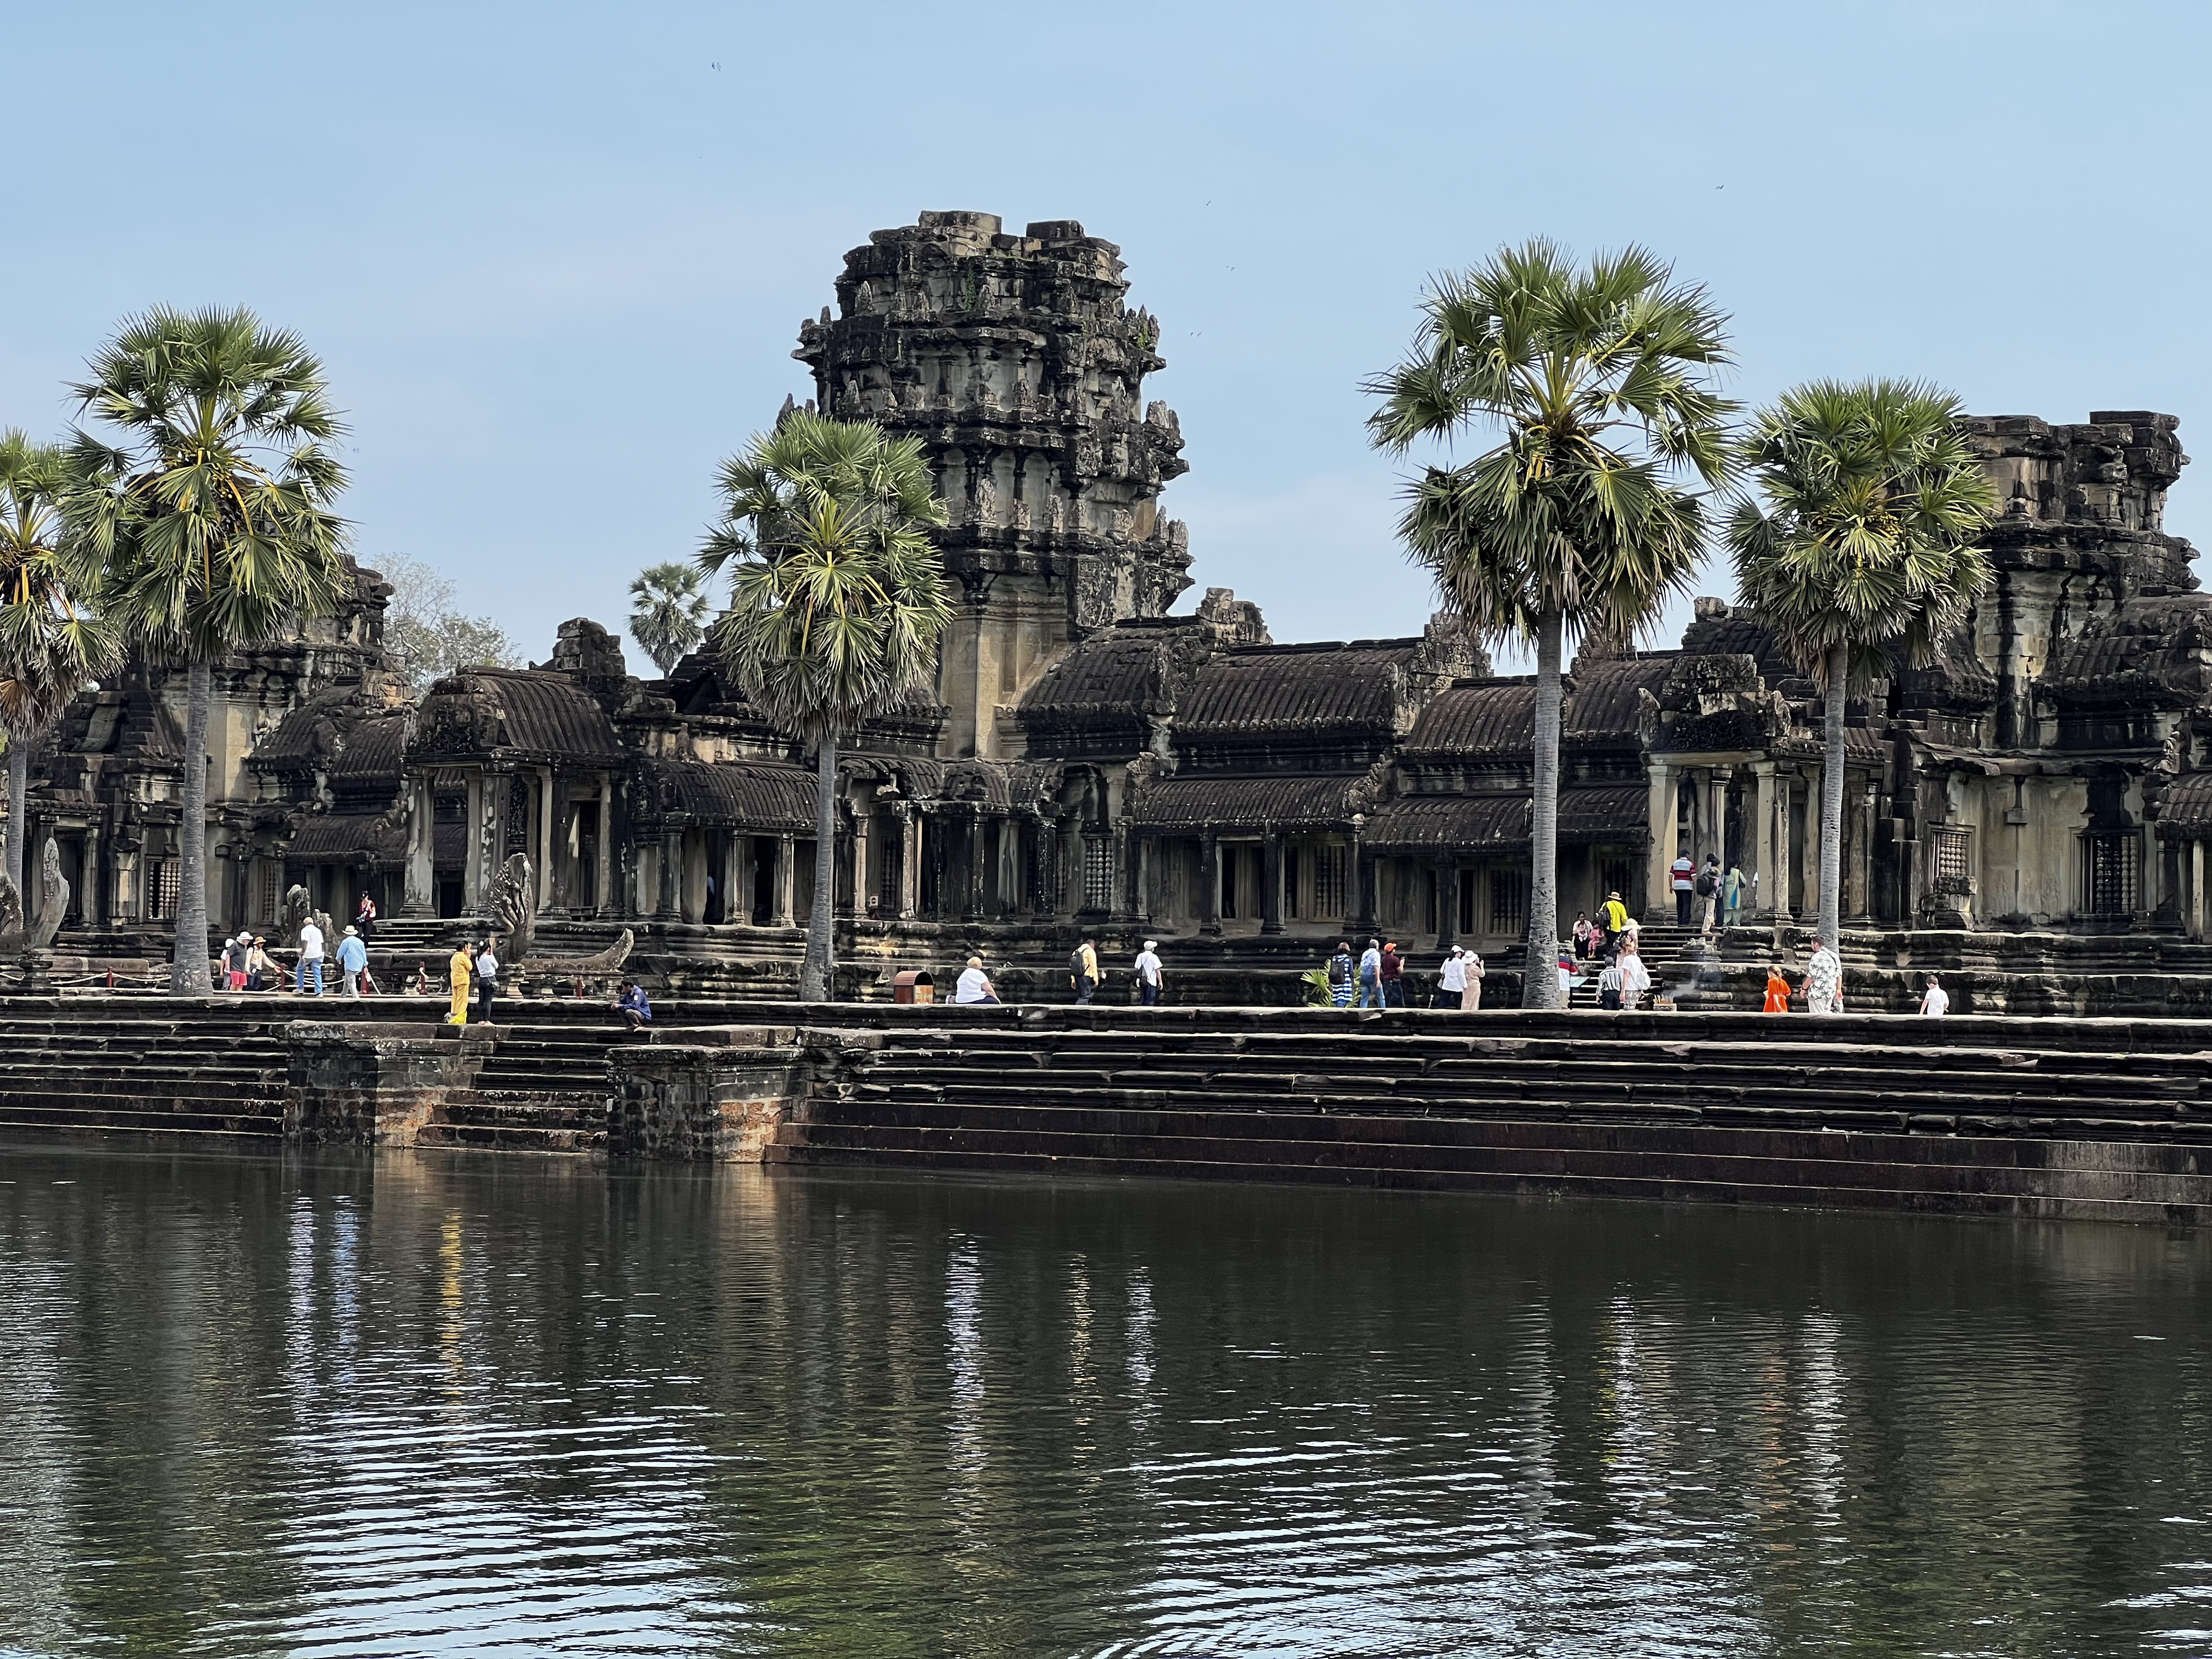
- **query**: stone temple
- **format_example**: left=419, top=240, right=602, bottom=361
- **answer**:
left=14, top=209, right=2212, bottom=1012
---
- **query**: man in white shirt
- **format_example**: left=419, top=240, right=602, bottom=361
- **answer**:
left=1357, top=939, right=1383, bottom=1009
left=1919, top=973, right=1949, bottom=1016
left=298, top=919, right=325, bottom=997
left=1134, top=940, right=1164, bottom=1006
left=1436, top=947, right=1467, bottom=1008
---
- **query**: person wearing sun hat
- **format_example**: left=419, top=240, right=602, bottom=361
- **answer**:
left=1134, top=939, right=1164, bottom=1005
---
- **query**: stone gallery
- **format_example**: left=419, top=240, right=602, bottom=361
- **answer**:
left=13, top=210, right=2212, bottom=1009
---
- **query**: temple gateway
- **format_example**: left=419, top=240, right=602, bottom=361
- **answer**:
left=15, top=210, right=2212, bottom=1011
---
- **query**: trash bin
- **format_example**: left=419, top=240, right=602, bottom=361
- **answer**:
left=891, top=969, right=934, bottom=1006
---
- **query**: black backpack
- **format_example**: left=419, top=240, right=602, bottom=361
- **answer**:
left=1695, top=868, right=1717, bottom=896
left=1068, top=946, right=1087, bottom=977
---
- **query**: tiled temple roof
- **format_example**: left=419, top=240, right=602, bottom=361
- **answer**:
left=2048, top=593, right=2212, bottom=709
left=649, top=760, right=818, bottom=832
left=288, top=812, right=406, bottom=864
left=1404, top=660, right=1670, bottom=756
left=1360, top=785, right=1649, bottom=851
left=2159, top=770, right=2212, bottom=834
left=1177, top=642, right=1420, bottom=742
left=413, top=670, right=625, bottom=761
left=1125, top=773, right=1364, bottom=832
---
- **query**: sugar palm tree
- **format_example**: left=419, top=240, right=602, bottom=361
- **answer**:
left=1367, top=241, right=1735, bottom=1006
left=63, top=307, right=349, bottom=993
left=628, top=560, right=711, bottom=674
left=1729, top=379, right=1996, bottom=948
left=1, top=430, right=120, bottom=910
left=698, top=410, right=951, bottom=1002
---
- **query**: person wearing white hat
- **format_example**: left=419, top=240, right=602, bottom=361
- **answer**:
left=1134, top=939, right=1164, bottom=1005
left=1436, top=946, right=1468, bottom=1009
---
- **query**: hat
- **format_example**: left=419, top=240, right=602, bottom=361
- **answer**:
left=1144, top=940, right=1157, bottom=950
left=1607, top=890, right=1621, bottom=900
left=1449, top=945, right=1463, bottom=956
left=343, top=925, right=358, bottom=936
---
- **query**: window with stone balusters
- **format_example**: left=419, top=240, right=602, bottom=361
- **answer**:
left=149, top=858, right=180, bottom=921
left=1082, top=837, right=1113, bottom=912
left=1489, top=868, right=1527, bottom=937
left=1312, top=843, right=1346, bottom=917
left=2083, top=831, right=2139, bottom=917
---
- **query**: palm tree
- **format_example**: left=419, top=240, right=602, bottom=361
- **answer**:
left=1728, top=379, right=1996, bottom=948
left=628, top=560, right=712, bottom=674
left=1366, top=241, right=1736, bottom=1006
left=698, top=410, right=951, bottom=1002
left=0, top=430, right=120, bottom=909
left=63, top=307, right=350, bottom=993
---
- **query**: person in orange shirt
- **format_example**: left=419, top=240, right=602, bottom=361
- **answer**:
left=1762, top=963, right=1791, bottom=1013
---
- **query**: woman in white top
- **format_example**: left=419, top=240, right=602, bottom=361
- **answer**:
left=1436, top=948, right=1467, bottom=1008
left=953, top=956, right=999, bottom=1005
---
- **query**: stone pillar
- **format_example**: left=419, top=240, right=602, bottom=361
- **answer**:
left=535, top=766, right=556, bottom=914
left=1436, top=859, right=1459, bottom=953
left=2194, top=839, right=2206, bottom=943
left=1113, top=822, right=1136, bottom=921
left=1031, top=818, right=1058, bottom=921
left=1750, top=762, right=1777, bottom=919
left=404, top=778, right=433, bottom=916
left=464, top=773, right=488, bottom=910
left=81, top=827, right=104, bottom=930
left=595, top=786, right=614, bottom=919
left=848, top=807, right=869, bottom=921
left=656, top=828, right=684, bottom=921
left=721, top=830, right=746, bottom=927
left=1773, top=773, right=1797, bottom=925
left=898, top=807, right=921, bottom=920
left=774, top=833, right=797, bottom=927
left=1852, top=782, right=1877, bottom=922
left=1644, top=760, right=1674, bottom=922
left=962, top=811, right=987, bottom=921
left=1199, top=832, right=1222, bottom=936
left=1708, top=768, right=1729, bottom=868
left=1260, top=834, right=1285, bottom=936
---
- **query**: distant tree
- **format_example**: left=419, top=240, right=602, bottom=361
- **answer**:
left=698, top=411, right=951, bottom=1002
left=1366, top=241, right=1735, bottom=1004
left=628, top=560, right=711, bottom=675
left=0, top=429, right=122, bottom=908
left=376, top=553, right=522, bottom=693
left=64, top=306, right=350, bottom=994
left=1729, top=380, right=1996, bottom=947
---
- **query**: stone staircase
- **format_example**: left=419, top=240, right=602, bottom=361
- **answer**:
left=0, top=1006, right=295, bottom=1141
left=411, top=1020, right=633, bottom=1153
left=771, top=1009, right=2212, bottom=1220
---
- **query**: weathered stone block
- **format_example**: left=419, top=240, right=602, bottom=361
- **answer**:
left=284, top=1021, right=491, bottom=1145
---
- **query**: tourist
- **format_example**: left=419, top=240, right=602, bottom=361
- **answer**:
left=246, top=937, right=274, bottom=993
left=225, top=932, right=251, bottom=992
left=446, top=941, right=473, bottom=1025
left=1671, top=848, right=1695, bottom=925
left=1461, top=950, right=1484, bottom=1010
left=1436, top=946, right=1467, bottom=1008
left=1326, top=942, right=1356, bottom=1008
left=1724, top=862, right=1745, bottom=927
left=1600, top=890, right=1630, bottom=954
left=1763, top=960, right=1792, bottom=1013
left=1697, top=854, right=1722, bottom=935
left=354, top=892, right=377, bottom=941
left=1920, top=972, right=1949, bottom=1017
left=474, top=938, right=500, bottom=1023
left=1572, top=912, right=1594, bottom=960
left=616, top=980, right=652, bottom=1031
left=1804, top=936, right=1842, bottom=1016
left=298, top=916, right=326, bottom=997
left=1070, top=936, right=1100, bottom=1004
left=1357, top=938, right=1383, bottom=1009
left=954, top=955, right=999, bottom=1005
left=1134, top=939, right=1164, bottom=1006
left=1557, top=952, right=1577, bottom=1004
left=409, top=959, right=432, bottom=997
left=1379, top=942, right=1405, bottom=1007
left=1619, top=938, right=1653, bottom=1010
left=336, top=925, right=368, bottom=999
left=1597, top=955, right=1623, bottom=1010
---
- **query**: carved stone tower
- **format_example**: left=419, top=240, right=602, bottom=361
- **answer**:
left=795, top=211, right=1192, bottom=758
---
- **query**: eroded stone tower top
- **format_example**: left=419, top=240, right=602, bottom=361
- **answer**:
left=795, top=211, right=1195, bottom=756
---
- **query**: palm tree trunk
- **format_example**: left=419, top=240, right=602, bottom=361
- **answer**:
left=800, top=731, right=837, bottom=1002
left=3, top=735, right=25, bottom=905
left=1819, top=641, right=1847, bottom=949
left=1522, top=606, right=1564, bottom=1009
left=170, top=660, right=214, bottom=994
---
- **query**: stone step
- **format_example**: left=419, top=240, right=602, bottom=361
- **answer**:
left=0, top=1102, right=284, bottom=1134
left=413, top=1121, right=604, bottom=1152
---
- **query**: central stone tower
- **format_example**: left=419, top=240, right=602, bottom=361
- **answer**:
left=796, top=211, right=1192, bottom=759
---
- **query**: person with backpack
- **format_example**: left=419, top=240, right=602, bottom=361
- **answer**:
left=1599, top=890, right=1630, bottom=954
left=1697, top=854, right=1722, bottom=935
left=1069, top=937, right=1100, bottom=1004
left=1326, top=942, right=1356, bottom=1008
left=1357, top=938, right=1384, bottom=1009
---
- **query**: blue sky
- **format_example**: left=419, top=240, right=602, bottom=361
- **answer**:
left=6, top=1, right=2210, bottom=669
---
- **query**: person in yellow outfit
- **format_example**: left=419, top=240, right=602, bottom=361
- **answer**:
left=446, top=942, right=473, bottom=1024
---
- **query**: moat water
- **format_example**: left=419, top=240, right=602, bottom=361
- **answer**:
left=3, top=1146, right=2212, bottom=1657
